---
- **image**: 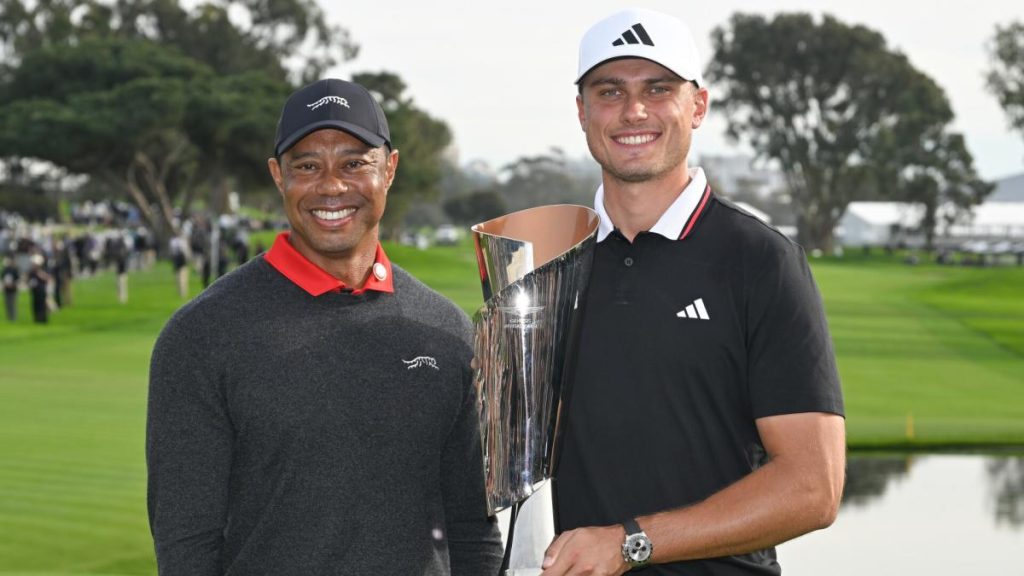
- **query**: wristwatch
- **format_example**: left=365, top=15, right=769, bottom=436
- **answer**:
left=621, top=517, right=653, bottom=569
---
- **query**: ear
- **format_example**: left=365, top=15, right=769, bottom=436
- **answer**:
left=384, top=148, right=400, bottom=192
left=576, top=94, right=586, bottom=131
left=268, top=157, right=285, bottom=196
left=691, top=87, right=710, bottom=129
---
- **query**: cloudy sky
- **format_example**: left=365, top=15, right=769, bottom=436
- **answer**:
left=327, top=0, right=1023, bottom=181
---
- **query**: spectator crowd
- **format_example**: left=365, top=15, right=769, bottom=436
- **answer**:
left=1, top=207, right=266, bottom=324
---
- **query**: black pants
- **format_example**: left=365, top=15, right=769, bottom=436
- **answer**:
left=3, top=290, right=15, bottom=321
left=30, top=289, right=47, bottom=323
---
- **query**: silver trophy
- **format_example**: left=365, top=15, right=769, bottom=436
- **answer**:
left=471, top=205, right=599, bottom=575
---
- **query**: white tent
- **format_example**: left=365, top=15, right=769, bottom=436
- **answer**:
left=944, top=202, right=1024, bottom=239
left=837, top=202, right=925, bottom=247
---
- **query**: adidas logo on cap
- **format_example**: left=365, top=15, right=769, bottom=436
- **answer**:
left=576, top=8, right=704, bottom=87
left=612, top=23, right=654, bottom=47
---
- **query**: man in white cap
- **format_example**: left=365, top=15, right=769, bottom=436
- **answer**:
left=543, top=9, right=846, bottom=575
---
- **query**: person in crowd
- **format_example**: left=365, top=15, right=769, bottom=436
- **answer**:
left=2, top=255, right=19, bottom=321
left=26, top=253, right=51, bottom=324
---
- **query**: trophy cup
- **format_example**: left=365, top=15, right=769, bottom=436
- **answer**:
left=471, top=205, right=599, bottom=575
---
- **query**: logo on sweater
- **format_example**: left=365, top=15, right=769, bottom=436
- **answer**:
left=403, top=356, right=439, bottom=370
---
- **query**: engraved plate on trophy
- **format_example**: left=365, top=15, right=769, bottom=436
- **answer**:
left=471, top=205, right=599, bottom=575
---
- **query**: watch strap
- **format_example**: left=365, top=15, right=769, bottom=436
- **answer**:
left=623, top=517, right=642, bottom=535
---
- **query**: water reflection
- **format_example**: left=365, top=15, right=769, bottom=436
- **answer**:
left=779, top=454, right=1024, bottom=575
left=841, top=455, right=910, bottom=507
left=987, top=457, right=1024, bottom=527
left=840, top=453, right=1024, bottom=526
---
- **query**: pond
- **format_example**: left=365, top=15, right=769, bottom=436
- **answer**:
left=497, top=454, right=1023, bottom=573
left=778, top=454, right=1024, bottom=575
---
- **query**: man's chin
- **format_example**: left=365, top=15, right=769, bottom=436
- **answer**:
left=601, top=155, right=683, bottom=184
left=604, top=164, right=660, bottom=183
left=614, top=170, right=658, bottom=183
left=312, top=242, right=359, bottom=257
left=296, top=233, right=361, bottom=259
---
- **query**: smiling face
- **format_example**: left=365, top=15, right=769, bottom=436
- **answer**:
left=268, top=129, right=399, bottom=274
left=577, top=58, right=708, bottom=186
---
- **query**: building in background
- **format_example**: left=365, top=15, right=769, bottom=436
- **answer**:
left=836, top=172, right=1024, bottom=258
left=699, top=154, right=787, bottom=200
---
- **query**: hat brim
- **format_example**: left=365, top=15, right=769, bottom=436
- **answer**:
left=575, top=56, right=699, bottom=87
left=275, top=120, right=388, bottom=157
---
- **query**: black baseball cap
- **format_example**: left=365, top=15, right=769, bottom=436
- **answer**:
left=274, top=78, right=391, bottom=157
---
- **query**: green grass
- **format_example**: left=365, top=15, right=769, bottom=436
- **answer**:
left=1, top=268, right=183, bottom=575
left=813, top=257, right=1024, bottom=447
left=386, top=241, right=483, bottom=313
left=0, top=246, right=1022, bottom=574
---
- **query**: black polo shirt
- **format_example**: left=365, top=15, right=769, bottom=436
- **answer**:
left=554, top=170, right=844, bottom=575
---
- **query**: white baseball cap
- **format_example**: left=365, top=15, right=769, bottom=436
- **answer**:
left=576, top=8, right=704, bottom=87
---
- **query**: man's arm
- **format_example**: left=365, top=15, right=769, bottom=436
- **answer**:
left=440, top=367, right=504, bottom=576
left=541, top=411, right=845, bottom=575
left=147, top=313, right=232, bottom=576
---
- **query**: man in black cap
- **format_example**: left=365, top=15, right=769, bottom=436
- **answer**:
left=147, top=78, right=502, bottom=575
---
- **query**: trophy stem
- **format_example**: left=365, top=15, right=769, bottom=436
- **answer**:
left=499, top=501, right=520, bottom=574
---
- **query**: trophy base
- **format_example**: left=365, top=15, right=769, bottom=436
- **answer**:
left=501, top=481, right=555, bottom=576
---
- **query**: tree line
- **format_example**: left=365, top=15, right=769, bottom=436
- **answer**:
left=0, top=0, right=451, bottom=249
left=2, top=4, right=1023, bottom=252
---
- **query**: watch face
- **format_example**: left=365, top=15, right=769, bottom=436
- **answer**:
left=625, top=533, right=652, bottom=563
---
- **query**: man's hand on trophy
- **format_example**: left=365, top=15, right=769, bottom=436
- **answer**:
left=540, top=525, right=629, bottom=576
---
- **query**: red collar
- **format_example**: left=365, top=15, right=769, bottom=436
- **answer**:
left=263, top=232, right=395, bottom=296
left=678, top=184, right=712, bottom=241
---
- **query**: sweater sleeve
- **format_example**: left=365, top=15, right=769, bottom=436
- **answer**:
left=146, top=310, right=233, bottom=576
left=441, top=364, right=504, bottom=575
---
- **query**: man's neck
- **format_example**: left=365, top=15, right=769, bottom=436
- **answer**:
left=602, top=166, right=692, bottom=242
left=292, top=235, right=378, bottom=290
left=323, top=256, right=374, bottom=290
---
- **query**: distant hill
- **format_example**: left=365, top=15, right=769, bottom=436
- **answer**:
left=990, top=172, right=1024, bottom=202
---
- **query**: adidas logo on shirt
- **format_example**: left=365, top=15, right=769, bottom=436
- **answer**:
left=677, top=298, right=710, bottom=320
left=612, top=23, right=655, bottom=47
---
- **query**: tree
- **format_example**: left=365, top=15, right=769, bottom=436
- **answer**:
left=443, top=189, right=507, bottom=226
left=0, top=0, right=356, bottom=82
left=498, top=148, right=599, bottom=212
left=896, top=133, right=990, bottom=249
left=708, top=13, right=989, bottom=251
left=1, top=1, right=455, bottom=243
left=0, top=159, right=64, bottom=221
left=0, top=37, right=209, bottom=244
left=353, top=71, right=453, bottom=238
left=183, top=72, right=292, bottom=215
left=0, top=0, right=349, bottom=247
left=0, top=1, right=111, bottom=63
left=0, top=37, right=292, bottom=246
left=987, top=22, right=1024, bottom=152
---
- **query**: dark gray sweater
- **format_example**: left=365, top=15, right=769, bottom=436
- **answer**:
left=147, top=257, right=502, bottom=575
